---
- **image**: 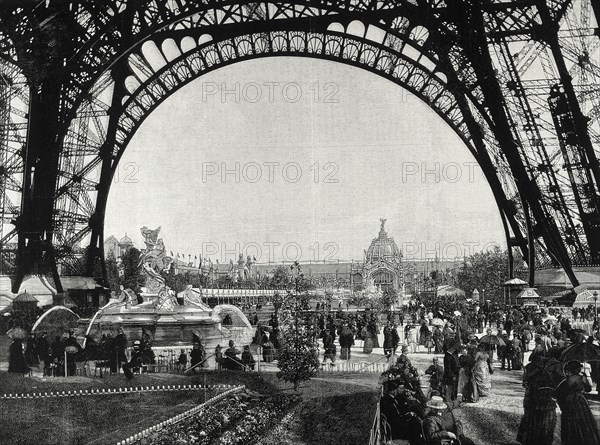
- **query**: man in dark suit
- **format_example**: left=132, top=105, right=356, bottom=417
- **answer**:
left=423, top=396, right=474, bottom=445
left=442, top=342, right=460, bottom=402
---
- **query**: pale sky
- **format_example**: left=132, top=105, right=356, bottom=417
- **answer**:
left=104, top=57, right=505, bottom=264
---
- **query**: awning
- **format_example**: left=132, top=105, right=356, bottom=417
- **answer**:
left=14, top=292, right=39, bottom=303
left=504, top=278, right=527, bottom=286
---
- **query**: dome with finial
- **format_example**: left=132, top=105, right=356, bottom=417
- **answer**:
left=119, top=233, right=133, bottom=245
left=366, top=219, right=401, bottom=261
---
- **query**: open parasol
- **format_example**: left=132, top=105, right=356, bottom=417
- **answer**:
left=6, top=327, right=27, bottom=340
left=524, top=357, right=564, bottom=388
left=559, top=342, right=600, bottom=363
left=431, top=318, right=445, bottom=327
left=478, top=335, right=506, bottom=347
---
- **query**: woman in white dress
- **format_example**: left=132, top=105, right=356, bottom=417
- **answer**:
left=473, top=350, right=491, bottom=397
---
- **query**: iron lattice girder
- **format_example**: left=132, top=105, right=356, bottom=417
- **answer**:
left=71, top=24, right=526, bottom=267
left=432, top=1, right=590, bottom=267
left=435, top=0, right=589, bottom=282
left=0, top=0, right=597, bottom=288
left=51, top=0, right=565, bottom=270
left=493, top=1, right=600, bottom=265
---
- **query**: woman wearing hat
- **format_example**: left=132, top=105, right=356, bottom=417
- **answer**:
left=8, top=338, right=29, bottom=375
left=516, top=358, right=558, bottom=445
left=556, top=360, right=600, bottom=445
left=473, top=350, right=491, bottom=398
left=422, top=396, right=474, bottom=445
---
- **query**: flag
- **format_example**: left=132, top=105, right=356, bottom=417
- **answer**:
left=170, top=251, right=174, bottom=256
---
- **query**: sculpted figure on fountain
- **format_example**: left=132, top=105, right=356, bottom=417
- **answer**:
left=138, top=226, right=177, bottom=308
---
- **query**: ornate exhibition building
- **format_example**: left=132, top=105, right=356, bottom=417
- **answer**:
left=163, top=219, right=406, bottom=294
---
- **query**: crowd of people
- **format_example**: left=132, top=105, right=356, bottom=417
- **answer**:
left=354, top=295, right=600, bottom=445
left=7, top=322, right=262, bottom=379
left=379, top=344, right=475, bottom=445
left=6, top=327, right=159, bottom=378
left=5, top=294, right=600, bottom=445
left=516, top=330, right=600, bottom=445
left=8, top=330, right=83, bottom=377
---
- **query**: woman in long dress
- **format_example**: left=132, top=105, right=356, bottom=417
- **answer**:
left=362, top=324, right=373, bottom=354
left=419, top=322, right=430, bottom=349
left=512, top=335, right=524, bottom=371
left=556, top=360, right=600, bottom=445
left=367, top=315, right=380, bottom=349
left=432, top=326, right=444, bottom=353
left=456, top=346, right=476, bottom=402
left=8, top=339, right=29, bottom=374
left=409, top=325, right=419, bottom=353
left=473, top=351, right=491, bottom=397
left=516, top=358, right=559, bottom=445
left=517, top=386, right=557, bottom=445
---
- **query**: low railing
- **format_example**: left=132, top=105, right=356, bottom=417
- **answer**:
left=368, top=387, right=384, bottom=445
left=69, top=343, right=395, bottom=378
left=115, top=385, right=245, bottom=445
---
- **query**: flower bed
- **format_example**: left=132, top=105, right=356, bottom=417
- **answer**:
left=144, top=391, right=299, bottom=445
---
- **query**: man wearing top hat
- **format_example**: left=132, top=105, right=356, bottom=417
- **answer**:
left=423, top=395, right=475, bottom=445
left=442, top=340, right=460, bottom=402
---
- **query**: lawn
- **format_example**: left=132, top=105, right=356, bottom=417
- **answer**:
left=1, top=390, right=209, bottom=445
left=257, top=373, right=381, bottom=445
left=0, top=371, right=242, bottom=445
left=0, top=370, right=380, bottom=445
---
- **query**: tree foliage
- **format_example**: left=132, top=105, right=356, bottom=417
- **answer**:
left=105, top=254, right=120, bottom=292
left=215, top=274, right=234, bottom=288
left=276, top=292, right=320, bottom=391
left=270, top=265, right=291, bottom=288
left=455, top=246, right=510, bottom=303
left=162, top=269, right=208, bottom=293
left=379, top=288, right=398, bottom=313
left=120, top=247, right=145, bottom=292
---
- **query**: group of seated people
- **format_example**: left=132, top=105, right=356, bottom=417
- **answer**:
left=379, top=345, right=475, bottom=445
left=216, top=340, right=256, bottom=371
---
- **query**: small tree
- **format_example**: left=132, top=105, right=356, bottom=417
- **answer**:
left=121, top=247, right=145, bottom=292
left=456, top=246, right=511, bottom=303
left=105, top=254, right=120, bottom=292
left=215, top=274, right=233, bottom=288
left=270, top=265, right=291, bottom=288
left=276, top=291, right=320, bottom=391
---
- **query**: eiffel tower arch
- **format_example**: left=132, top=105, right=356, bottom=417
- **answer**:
left=1, top=0, right=599, bottom=293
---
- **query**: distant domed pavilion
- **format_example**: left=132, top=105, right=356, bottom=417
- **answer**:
left=351, top=219, right=403, bottom=293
